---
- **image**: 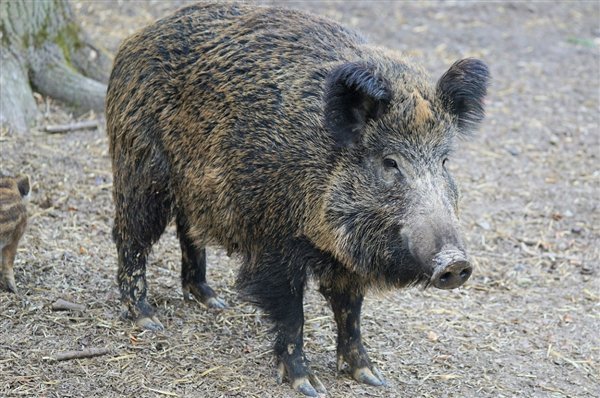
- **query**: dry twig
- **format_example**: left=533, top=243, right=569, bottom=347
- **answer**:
left=51, top=298, right=86, bottom=312
left=49, top=348, right=111, bottom=361
left=44, top=120, right=99, bottom=133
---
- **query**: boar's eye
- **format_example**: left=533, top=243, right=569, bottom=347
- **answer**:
left=381, top=156, right=404, bottom=184
left=442, top=158, right=449, bottom=168
left=383, top=157, right=399, bottom=170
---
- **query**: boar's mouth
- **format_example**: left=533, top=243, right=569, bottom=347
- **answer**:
left=377, top=246, right=433, bottom=289
left=380, top=241, right=472, bottom=290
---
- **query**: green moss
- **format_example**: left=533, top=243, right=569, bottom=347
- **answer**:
left=0, top=24, right=9, bottom=47
left=54, top=23, right=82, bottom=68
left=30, top=24, right=48, bottom=48
left=25, top=5, right=82, bottom=66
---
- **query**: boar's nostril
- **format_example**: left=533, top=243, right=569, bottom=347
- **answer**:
left=439, top=272, right=453, bottom=284
left=459, top=267, right=472, bottom=280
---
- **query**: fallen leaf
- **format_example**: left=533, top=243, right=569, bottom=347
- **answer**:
left=427, top=331, right=439, bottom=342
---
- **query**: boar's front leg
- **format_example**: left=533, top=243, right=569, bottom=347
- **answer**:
left=319, top=284, right=387, bottom=387
left=273, top=293, right=327, bottom=396
left=238, top=246, right=326, bottom=397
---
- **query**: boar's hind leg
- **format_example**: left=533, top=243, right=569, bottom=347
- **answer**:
left=115, top=232, right=165, bottom=331
left=176, top=217, right=227, bottom=309
left=319, top=286, right=387, bottom=387
left=113, top=161, right=173, bottom=331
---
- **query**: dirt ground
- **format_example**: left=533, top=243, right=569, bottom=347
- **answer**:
left=1, top=1, right=599, bottom=397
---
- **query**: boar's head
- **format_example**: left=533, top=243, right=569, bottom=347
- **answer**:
left=311, top=58, right=489, bottom=290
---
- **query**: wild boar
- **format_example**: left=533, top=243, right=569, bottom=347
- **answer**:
left=106, top=3, right=489, bottom=395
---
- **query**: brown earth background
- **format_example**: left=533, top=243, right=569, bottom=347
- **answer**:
left=1, top=1, right=599, bottom=397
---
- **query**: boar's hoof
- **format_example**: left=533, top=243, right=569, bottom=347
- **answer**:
left=292, top=377, right=325, bottom=397
left=353, top=366, right=387, bottom=387
left=135, top=316, right=164, bottom=331
left=183, top=283, right=228, bottom=309
left=292, top=375, right=327, bottom=397
left=205, top=296, right=228, bottom=309
left=276, top=361, right=327, bottom=397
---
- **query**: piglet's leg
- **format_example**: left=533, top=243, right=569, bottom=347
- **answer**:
left=320, top=286, right=386, bottom=387
left=1, top=243, right=18, bottom=293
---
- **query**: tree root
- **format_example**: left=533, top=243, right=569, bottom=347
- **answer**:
left=30, top=43, right=107, bottom=114
left=0, top=0, right=112, bottom=133
left=71, top=41, right=114, bottom=84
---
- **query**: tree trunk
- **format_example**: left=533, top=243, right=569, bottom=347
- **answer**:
left=0, top=0, right=112, bottom=133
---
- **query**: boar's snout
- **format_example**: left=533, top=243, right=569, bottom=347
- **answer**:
left=401, top=220, right=472, bottom=289
left=431, top=246, right=472, bottom=289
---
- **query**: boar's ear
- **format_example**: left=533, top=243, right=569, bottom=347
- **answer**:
left=437, top=58, right=490, bottom=134
left=324, top=62, right=392, bottom=148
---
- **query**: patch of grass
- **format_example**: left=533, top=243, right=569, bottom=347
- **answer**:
left=566, top=36, right=597, bottom=48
